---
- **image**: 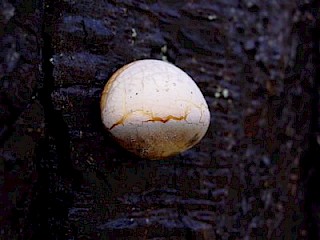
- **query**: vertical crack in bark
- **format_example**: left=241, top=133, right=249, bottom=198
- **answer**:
left=40, top=14, right=72, bottom=179
left=309, top=1, right=320, bottom=136
left=31, top=1, right=79, bottom=238
left=300, top=0, right=320, bottom=238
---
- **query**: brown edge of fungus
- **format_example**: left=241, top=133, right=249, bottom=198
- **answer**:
left=144, top=115, right=187, bottom=123
left=109, top=113, right=189, bottom=130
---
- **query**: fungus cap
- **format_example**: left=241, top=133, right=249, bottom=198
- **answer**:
left=100, top=59, right=210, bottom=160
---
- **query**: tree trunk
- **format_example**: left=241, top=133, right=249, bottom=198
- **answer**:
left=1, top=0, right=319, bottom=239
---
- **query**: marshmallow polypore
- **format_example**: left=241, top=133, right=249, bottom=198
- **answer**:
left=100, top=59, right=210, bottom=160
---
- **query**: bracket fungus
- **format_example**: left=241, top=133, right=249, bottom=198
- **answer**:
left=100, top=59, right=210, bottom=160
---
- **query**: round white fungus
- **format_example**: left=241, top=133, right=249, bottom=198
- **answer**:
left=100, top=59, right=210, bottom=160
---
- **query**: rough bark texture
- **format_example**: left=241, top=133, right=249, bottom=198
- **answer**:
left=1, top=0, right=319, bottom=239
left=1, top=0, right=44, bottom=239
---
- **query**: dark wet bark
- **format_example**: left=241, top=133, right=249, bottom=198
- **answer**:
left=1, top=0, right=319, bottom=239
left=1, top=0, right=44, bottom=239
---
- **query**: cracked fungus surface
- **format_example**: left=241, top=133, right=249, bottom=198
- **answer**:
left=100, top=59, right=210, bottom=160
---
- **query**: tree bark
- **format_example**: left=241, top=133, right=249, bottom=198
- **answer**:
left=1, top=0, right=319, bottom=239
